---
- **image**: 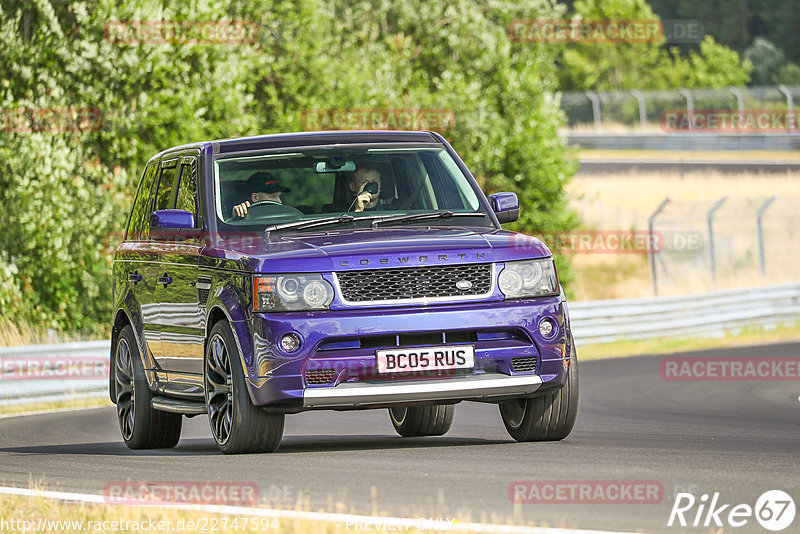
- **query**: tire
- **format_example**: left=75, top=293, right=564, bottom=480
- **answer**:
left=204, top=320, right=284, bottom=454
left=389, top=404, right=455, bottom=437
left=499, top=335, right=579, bottom=442
left=114, top=325, right=182, bottom=449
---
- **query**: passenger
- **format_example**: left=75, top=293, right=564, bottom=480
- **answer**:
left=347, top=167, right=382, bottom=212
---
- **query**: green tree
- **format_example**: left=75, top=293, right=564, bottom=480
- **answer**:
left=558, top=0, right=751, bottom=91
left=0, top=0, right=579, bottom=332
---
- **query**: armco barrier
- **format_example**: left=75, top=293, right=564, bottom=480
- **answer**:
left=1, top=283, right=798, bottom=405
left=0, top=340, right=110, bottom=406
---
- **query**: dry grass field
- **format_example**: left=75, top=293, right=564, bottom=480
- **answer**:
left=565, top=166, right=800, bottom=301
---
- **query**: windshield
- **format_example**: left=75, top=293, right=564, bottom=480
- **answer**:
left=213, top=146, right=490, bottom=231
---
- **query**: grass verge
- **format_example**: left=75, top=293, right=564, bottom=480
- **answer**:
left=578, top=321, right=800, bottom=361
left=0, top=396, right=111, bottom=417
left=0, top=489, right=473, bottom=534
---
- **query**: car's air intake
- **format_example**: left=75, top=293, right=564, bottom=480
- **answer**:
left=511, top=357, right=538, bottom=373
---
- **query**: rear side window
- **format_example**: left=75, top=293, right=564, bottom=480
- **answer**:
left=126, top=163, right=158, bottom=239
left=154, top=163, right=178, bottom=211
left=175, top=161, right=197, bottom=216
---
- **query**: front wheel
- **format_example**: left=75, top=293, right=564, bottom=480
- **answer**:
left=204, top=320, right=284, bottom=454
left=499, top=337, right=579, bottom=442
left=389, top=404, right=455, bottom=437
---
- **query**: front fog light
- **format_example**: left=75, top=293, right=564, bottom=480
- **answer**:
left=280, top=333, right=302, bottom=352
left=539, top=319, right=554, bottom=338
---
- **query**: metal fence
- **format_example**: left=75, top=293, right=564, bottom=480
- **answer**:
left=2, top=283, right=799, bottom=405
left=648, top=197, right=800, bottom=295
left=560, top=85, right=800, bottom=130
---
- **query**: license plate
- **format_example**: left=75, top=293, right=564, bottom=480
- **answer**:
left=375, top=345, right=475, bottom=374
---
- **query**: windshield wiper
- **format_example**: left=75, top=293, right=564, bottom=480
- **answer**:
left=371, top=211, right=486, bottom=228
left=263, top=213, right=387, bottom=240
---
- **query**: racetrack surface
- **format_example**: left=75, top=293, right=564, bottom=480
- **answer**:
left=1, top=343, right=798, bottom=534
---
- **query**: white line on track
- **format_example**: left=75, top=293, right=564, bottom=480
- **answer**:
left=0, top=486, right=646, bottom=534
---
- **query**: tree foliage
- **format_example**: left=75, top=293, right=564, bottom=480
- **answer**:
left=0, top=0, right=577, bottom=332
left=557, top=0, right=752, bottom=91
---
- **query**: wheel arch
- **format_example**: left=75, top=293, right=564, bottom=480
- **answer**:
left=204, top=304, right=259, bottom=405
left=109, top=309, right=133, bottom=403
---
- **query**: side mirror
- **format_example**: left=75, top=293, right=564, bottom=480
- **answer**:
left=150, top=210, right=201, bottom=240
left=488, top=192, right=520, bottom=224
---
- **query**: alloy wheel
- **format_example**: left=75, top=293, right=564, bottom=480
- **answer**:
left=206, top=333, right=233, bottom=445
left=114, top=338, right=135, bottom=440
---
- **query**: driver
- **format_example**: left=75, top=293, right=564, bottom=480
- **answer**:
left=232, top=172, right=291, bottom=218
left=347, top=167, right=382, bottom=212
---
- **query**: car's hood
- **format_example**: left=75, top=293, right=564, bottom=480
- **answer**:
left=203, top=226, right=551, bottom=272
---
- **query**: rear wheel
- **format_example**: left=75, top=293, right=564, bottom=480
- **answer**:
left=114, top=325, right=182, bottom=449
left=389, top=404, right=455, bottom=437
left=499, top=337, right=579, bottom=442
left=204, top=320, right=284, bottom=454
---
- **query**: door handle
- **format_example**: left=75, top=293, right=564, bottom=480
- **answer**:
left=157, top=274, right=173, bottom=287
left=128, top=272, right=142, bottom=284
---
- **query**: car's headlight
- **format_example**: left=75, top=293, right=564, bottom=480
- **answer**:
left=498, top=258, right=559, bottom=299
left=253, top=274, right=334, bottom=311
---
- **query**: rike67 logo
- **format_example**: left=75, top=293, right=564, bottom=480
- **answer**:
left=668, top=490, right=795, bottom=531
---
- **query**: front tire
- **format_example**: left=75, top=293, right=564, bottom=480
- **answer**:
left=499, top=336, right=579, bottom=442
left=389, top=404, right=455, bottom=437
left=204, top=320, right=284, bottom=454
left=114, top=325, right=182, bottom=449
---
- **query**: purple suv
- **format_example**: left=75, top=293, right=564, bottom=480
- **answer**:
left=110, top=131, right=578, bottom=453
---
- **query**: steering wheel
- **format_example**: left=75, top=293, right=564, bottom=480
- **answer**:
left=243, top=201, right=303, bottom=221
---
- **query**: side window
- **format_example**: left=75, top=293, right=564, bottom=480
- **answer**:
left=175, top=161, right=197, bottom=217
left=154, top=162, right=178, bottom=211
left=126, top=163, right=158, bottom=239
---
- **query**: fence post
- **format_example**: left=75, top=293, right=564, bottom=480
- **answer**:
left=631, top=90, right=647, bottom=128
left=707, top=197, right=727, bottom=284
left=584, top=90, right=601, bottom=129
left=778, top=85, right=795, bottom=131
left=648, top=198, right=671, bottom=295
left=679, top=88, right=694, bottom=130
left=756, top=196, right=776, bottom=277
left=730, top=86, right=745, bottom=127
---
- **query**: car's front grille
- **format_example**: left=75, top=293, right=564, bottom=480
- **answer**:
left=511, top=357, right=538, bottom=373
left=306, top=368, right=336, bottom=385
left=335, top=263, right=492, bottom=303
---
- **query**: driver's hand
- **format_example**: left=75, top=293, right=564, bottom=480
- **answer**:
left=354, top=192, right=372, bottom=213
left=232, top=201, right=250, bottom=218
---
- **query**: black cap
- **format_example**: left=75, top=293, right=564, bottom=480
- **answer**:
left=247, top=172, right=291, bottom=195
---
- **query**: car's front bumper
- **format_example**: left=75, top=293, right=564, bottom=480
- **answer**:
left=235, top=295, right=570, bottom=409
left=303, top=373, right=543, bottom=408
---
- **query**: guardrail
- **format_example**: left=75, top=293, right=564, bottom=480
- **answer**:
left=569, top=282, right=800, bottom=345
left=565, top=132, right=800, bottom=152
left=1, top=283, right=798, bottom=406
left=0, top=340, right=110, bottom=406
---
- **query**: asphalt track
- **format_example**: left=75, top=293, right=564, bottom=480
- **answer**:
left=1, top=343, right=798, bottom=534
